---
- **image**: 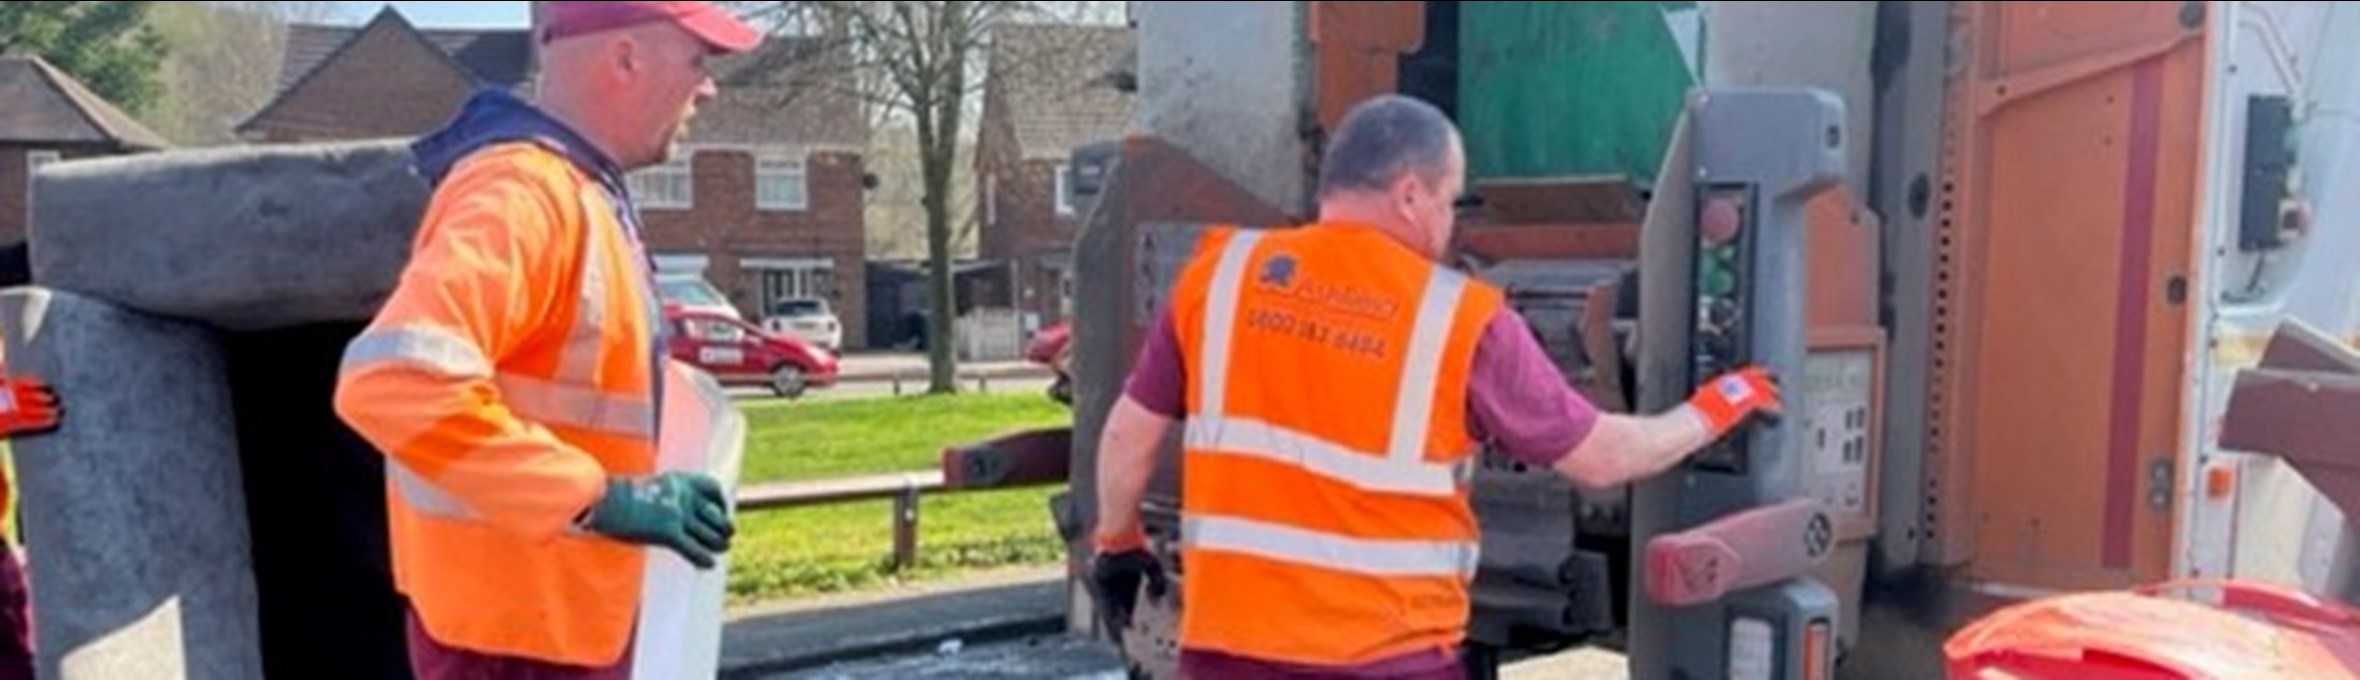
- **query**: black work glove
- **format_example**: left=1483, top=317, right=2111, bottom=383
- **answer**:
left=1088, top=548, right=1170, bottom=646
left=584, top=472, right=735, bottom=569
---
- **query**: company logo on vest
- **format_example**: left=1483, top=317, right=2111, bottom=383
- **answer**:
left=1253, top=251, right=1400, bottom=322
left=1260, top=254, right=1299, bottom=289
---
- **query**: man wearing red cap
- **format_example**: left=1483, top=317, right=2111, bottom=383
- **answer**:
left=334, top=2, right=760, bottom=677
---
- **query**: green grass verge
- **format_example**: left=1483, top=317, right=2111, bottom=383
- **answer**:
left=728, top=393, right=1072, bottom=603
left=728, top=488, right=1067, bottom=602
left=739, top=392, right=1070, bottom=482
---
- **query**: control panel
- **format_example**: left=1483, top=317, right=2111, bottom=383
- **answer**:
left=1689, top=188, right=1760, bottom=473
left=1630, top=87, right=1848, bottom=680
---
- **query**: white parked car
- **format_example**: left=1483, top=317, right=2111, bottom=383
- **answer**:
left=763, top=297, right=843, bottom=351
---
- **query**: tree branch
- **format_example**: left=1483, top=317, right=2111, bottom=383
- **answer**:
left=740, top=1, right=1124, bottom=387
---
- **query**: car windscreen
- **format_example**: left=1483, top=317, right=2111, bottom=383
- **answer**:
left=772, top=300, right=829, bottom=317
left=661, top=279, right=728, bottom=306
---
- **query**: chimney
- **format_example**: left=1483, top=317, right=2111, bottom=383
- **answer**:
left=530, top=1, right=553, bottom=42
left=525, top=1, right=551, bottom=95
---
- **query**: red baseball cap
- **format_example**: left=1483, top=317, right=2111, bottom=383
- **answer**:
left=541, top=1, right=763, bottom=54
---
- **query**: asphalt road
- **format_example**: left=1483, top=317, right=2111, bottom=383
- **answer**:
left=754, top=635, right=1631, bottom=680
left=765, top=634, right=1127, bottom=680
left=721, top=564, right=1631, bottom=680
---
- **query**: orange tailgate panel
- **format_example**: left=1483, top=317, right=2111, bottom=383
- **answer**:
left=1930, top=1, right=2206, bottom=589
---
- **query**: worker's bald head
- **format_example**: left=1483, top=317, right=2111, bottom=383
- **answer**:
left=1315, top=96, right=1465, bottom=261
left=537, top=21, right=720, bottom=169
left=1318, top=96, right=1460, bottom=201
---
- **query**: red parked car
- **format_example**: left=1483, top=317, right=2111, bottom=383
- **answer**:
left=667, top=307, right=840, bottom=399
left=1027, top=322, right=1073, bottom=405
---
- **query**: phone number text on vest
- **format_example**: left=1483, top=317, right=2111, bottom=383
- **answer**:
left=1244, top=305, right=1389, bottom=359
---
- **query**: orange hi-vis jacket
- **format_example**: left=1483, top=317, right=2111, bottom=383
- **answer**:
left=0, top=347, right=13, bottom=528
left=335, top=141, right=662, bottom=666
left=1171, top=223, right=1506, bottom=666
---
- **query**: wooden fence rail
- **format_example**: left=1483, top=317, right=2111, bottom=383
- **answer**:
left=734, top=471, right=950, bottom=572
left=731, top=428, right=1071, bottom=573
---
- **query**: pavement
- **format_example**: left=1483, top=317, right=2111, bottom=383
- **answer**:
left=718, top=566, right=1633, bottom=679
left=724, top=352, right=1057, bottom=402
left=720, top=567, right=1076, bottom=679
left=766, top=634, right=1126, bottom=680
left=730, top=376, right=1057, bottom=403
left=833, top=353, right=1052, bottom=382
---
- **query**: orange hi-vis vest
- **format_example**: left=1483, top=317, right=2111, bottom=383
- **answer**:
left=335, top=142, right=663, bottom=666
left=1171, top=223, right=1506, bottom=666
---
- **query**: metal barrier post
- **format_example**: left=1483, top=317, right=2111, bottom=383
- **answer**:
left=892, top=474, right=922, bottom=572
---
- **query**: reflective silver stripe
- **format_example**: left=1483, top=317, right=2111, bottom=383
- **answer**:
left=1186, top=416, right=1458, bottom=497
left=1184, top=514, right=1478, bottom=578
left=1388, top=268, right=1468, bottom=463
left=341, top=325, right=492, bottom=378
left=1197, top=231, right=1264, bottom=417
left=562, top=186, right=613, bottom=382
left=389, top=460, right=478, bottom=520
left=497, top=374, right=657, bottom=439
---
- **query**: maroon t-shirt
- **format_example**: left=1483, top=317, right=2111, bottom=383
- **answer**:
left=1121, top=305, right=1602, bottom=676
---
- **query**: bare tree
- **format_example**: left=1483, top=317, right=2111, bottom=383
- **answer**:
left=735, top=0, right=1111, bottom=394
left=256, top=1, right=340, bottom=24
left=147, top=1, right=340, bottom=145
left=866, top=121, right=979, bottom=262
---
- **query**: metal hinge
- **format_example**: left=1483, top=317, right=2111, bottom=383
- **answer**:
left=2148, top=458, right=2176, bottom=511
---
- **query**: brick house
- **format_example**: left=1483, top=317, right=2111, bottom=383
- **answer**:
left=237, top=10, right=533, bottom=143
left=0, top=55, right=171, bottom=247
left=975, top=24, right=1133, bottom=331
left=240, top=8, right=875, bottom=348
left=632, top=41, right=871, bottom=349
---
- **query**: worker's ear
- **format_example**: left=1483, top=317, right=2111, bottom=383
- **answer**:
left=1391, top=174, right=1425, bottom=220
left=613, top=35, right=642, bottom=78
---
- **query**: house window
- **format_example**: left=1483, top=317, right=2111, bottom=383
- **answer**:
left=1054, top=162, right=1074, bottom=216
left=1057, top=268, right=1076, bottom=319
left=25, top=150, right=60, bottom=200
left=984, top=174, right=997, bottom=226
left=756, top=150, right=807, bottom=212
left=747, top=258, right=834, bottom=313
left=629, top=154, right=693, bottom=209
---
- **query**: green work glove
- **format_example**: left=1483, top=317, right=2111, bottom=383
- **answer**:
left=584, top=472, right=735, bottom=569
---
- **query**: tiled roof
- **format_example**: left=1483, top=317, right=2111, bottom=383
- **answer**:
left=989, top=24, right=1133, bottom=161
left=275, top=11, right=533, bottom=95
left=684, top=37, right=867, bottom=149
left=258, top=9, right=862, bottom=148
left=0, top=55, right=169, bottom=149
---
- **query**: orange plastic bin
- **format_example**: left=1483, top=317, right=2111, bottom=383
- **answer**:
left=1945, top=580, right=2360, bottom=679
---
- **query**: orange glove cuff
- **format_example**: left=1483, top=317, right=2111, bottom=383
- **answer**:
left=1687, top=367, right=1780, bottom=435
left=1093, top=525, right=1147, bottom=554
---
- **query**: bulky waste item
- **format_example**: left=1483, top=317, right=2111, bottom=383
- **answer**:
left=1945, top=580, right=2360, bottom=679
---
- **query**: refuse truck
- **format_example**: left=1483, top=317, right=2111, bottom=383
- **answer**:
left=1020, top=2, right=2360, bottom=678
left=11, top=2, right=2359, bottom=678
